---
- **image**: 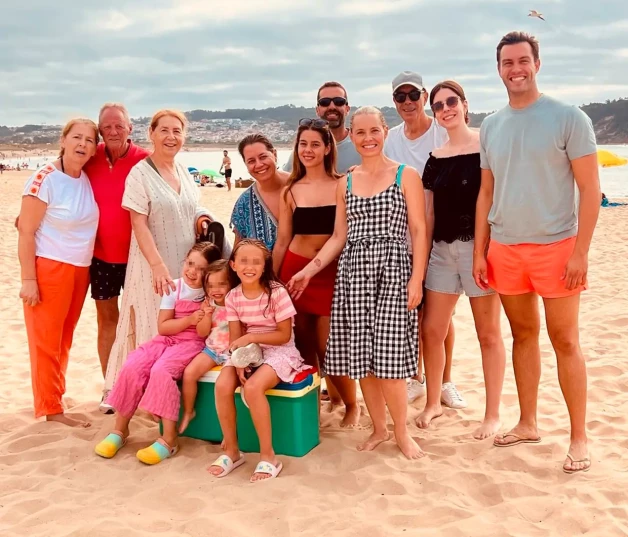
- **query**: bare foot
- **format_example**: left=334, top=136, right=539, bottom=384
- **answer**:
left=563, top=439, right=590, bottom=473
left=493, top=422, right=540, bottom=447
left=340, top=403, right=361, bottom=428
left=356, top=430, right=390, bottom=452
left=473, top=417, right=502, bottom=440
left=46, top=413, right=91, bottom=428
left=416, top=404, right=443, bottom=429
left=207, top=450, right=241, bottom=476
left=178, top=411, right=196, bottom=434
left=396, top=432, right=425, bottom=460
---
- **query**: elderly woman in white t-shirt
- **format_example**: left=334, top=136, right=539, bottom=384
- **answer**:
left=18, top=118, right=100, bottom=427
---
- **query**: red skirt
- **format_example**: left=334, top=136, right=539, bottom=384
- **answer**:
left=280, top=250, right=338, bottom=317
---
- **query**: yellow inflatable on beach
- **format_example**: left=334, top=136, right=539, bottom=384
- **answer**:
left=597, top=149, right=627, bottom=167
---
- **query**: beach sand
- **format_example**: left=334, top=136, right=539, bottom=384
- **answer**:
left=1, top=169, right=627, bottom=537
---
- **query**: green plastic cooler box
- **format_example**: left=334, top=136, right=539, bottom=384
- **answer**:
left=179, top=366, right=320, bottom=457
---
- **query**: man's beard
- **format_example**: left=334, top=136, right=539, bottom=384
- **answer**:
left=322, top=110, right=344, bottom=129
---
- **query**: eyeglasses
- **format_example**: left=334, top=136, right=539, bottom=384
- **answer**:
left=299, top=118, right=329, bottom=128
left=393, top=89, right=423, bottom=103
left=431, top=96, right=461, bottom=113
left=317, top=97, right=347, bottom=107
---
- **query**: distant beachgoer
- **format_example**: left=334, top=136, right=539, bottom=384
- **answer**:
left=17, top=118, right=99, bottom=427
left=416, top=80, right=506, bottom=440
left=601, top=193, right=627, bottom=207
left=272, top=118, right=359, bottom=427
left=95, top=243, right=220, bottom=464
left=102, top=109, right=232, bottom=410
left=384, top=71, right=463, bottom=408
left=230, top=133, right=289, bottom=250
left=83, top=103, right=150, bottom=388
left=287, top=107, right=428, bottom=459
left=220, top=150, right=232, bottom=191
left=283, top=81, right=361, bottom=174
left=474, top=31, right=600, bottom=474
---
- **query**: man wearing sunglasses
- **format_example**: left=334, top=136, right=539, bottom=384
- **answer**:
left=283, top=81, right=361, bottom=174
left=384, top=71, right=464, bottom=410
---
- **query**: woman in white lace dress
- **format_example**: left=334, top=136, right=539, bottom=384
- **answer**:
left=101, top=110, right=231, bottom=410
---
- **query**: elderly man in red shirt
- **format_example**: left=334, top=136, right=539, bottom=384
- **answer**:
left=83, top=104, right=150, bottom=393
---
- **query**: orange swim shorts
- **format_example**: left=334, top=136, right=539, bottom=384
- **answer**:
left=487, top=236, right=586, bottom=298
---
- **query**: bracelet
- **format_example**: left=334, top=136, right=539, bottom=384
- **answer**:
left=22, top=278, right=37, bottom=281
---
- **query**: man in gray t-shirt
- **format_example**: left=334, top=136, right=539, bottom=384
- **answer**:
left=474, top=32, right=600, bottom=474
left=282, top=81, right=361, bottom=174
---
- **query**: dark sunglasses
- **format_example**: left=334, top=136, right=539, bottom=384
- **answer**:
left=431, top=95, right=461, bottom=113
left=317, top=97, right=347, bottom=107
left=393, top=89, right=423, bottom=103
left=299, top=118, right=329, bottom=128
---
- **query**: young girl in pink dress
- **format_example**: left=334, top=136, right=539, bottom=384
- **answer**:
left=208, top=238, right=311, bottom=482
left=95, top=242, right=221, bottom=464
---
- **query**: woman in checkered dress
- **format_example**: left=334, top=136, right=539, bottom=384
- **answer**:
left=287, top=107, right=428, bottom=459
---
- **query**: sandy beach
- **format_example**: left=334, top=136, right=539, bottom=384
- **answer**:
left=1, top=169, right=628, bottom=537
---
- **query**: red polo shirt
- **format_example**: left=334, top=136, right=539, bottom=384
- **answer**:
left=84, top=141, right=150, bottom=264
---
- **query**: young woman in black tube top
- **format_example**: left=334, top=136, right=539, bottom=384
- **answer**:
left=273, top=118, right=360, bottom=427
left=415, top=80, right=506, bottom=440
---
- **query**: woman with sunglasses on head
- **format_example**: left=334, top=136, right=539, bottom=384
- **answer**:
left=416, top=80, right=506, bottom=440
left=230, top=134, right=289, bottom=250
left=273, top=118, right=360, bottom=427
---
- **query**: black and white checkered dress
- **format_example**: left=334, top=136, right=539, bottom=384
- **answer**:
left=325, top=165, right=418, bottom=380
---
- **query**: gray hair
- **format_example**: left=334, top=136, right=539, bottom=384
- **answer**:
left=350, top=105, right=387, bottom=130
left=98, top=102, right=131, bottom=126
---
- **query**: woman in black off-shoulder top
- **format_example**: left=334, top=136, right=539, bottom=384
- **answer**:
left=415, top=81, right=506, bottom=442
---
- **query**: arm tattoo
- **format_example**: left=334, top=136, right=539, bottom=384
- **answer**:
left=313, top=258, right=322, bottom=268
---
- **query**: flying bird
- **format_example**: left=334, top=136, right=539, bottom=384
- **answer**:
left=528, top=9, right=545, bottom=21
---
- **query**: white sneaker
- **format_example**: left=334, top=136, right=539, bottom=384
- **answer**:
left=407, top=377, right=426, bottom=403
left=99, top=392, right=115, bottom=415
left=441, top=382, right=468, bottom=409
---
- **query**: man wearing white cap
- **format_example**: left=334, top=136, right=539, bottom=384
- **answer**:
left=384, top=71, right=465, bottom=410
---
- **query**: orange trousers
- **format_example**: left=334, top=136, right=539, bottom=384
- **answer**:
left=23, top=257, right=90, bottom=418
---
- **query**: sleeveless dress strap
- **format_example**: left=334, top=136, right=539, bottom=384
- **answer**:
left=347, top=172, right=353, bottom=192
left=395, top=164, right=406, bottom=187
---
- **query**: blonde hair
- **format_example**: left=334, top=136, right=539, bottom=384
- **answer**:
left=149, top=109, right=188, bottom=133
left=59, top=118, right=99, bottom=158
left=350, top=106, right=387, bottom=130
left=98, top=102, right=131, bottom=125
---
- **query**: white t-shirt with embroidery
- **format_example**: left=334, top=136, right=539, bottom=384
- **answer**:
left=160, top=278, right=205, bottom=309
left=23, top=163, right=99, bottom=267
left=384, top=119, right=448, bottom=253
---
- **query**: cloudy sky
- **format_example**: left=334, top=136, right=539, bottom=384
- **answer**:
left=2, top=0, right=628, bottom=125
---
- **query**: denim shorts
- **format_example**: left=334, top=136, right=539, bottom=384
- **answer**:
left=202, top=346, right=228, bottom=365
left=425, top=239, right=494, bottom=298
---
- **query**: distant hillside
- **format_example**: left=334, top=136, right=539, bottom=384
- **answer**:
left=2, top=98, right=627, bottom=145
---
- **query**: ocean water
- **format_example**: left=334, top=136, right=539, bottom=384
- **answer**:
left=5, top=145, right=628, bottom=197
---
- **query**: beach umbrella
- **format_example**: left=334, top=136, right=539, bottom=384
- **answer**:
left=200, top=168, right=221, bottom=177
left=188, top=166, right=199, bottom=173
left=597, top=149, right=627, bottom=168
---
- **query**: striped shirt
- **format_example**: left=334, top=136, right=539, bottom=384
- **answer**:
left=225, top=284, right=296, bottom=334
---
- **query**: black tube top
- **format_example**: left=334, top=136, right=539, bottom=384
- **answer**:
left=293, top=205, right=336, bottom=235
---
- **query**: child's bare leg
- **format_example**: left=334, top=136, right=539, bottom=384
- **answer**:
left=179, top=352, right=216, bottom=433
left=113, top=413, right=132, bottom=438
left=380, top=379, right=425, bottom=459
left=208, top=367, right=241, bottom=475
left=242, top=365, right=281, bottom=482
left=161, top=418, right=178, bottom=447
left=357, top=375, right=390, bottom=452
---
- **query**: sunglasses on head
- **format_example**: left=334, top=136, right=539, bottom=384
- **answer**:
left=317, top=97, right=347, bottom=107
left=431, top=95, right=461, bottom=113
left=393, top=89, right=423, bottom=103
left=299, top=118, right=329, bottom=128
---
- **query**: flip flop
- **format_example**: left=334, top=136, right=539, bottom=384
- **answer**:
left=563, top=453, right=591, bottom=474
left=250, top=460, right=283, bottom=483
left=208, top=452, right=245, bottom=478
left=95, top=431, right=127, bottom=459
left=493, top=433, right=541, bottom=448
left=136, top=438, right=179, bottom=465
